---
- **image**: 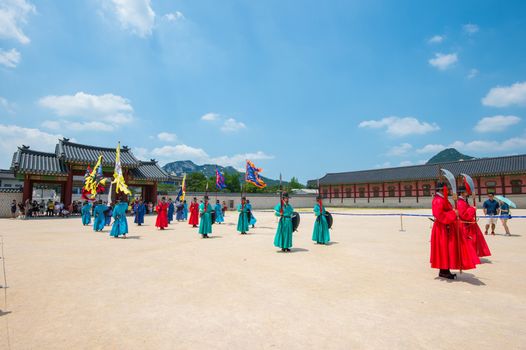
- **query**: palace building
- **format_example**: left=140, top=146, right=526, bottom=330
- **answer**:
left=317, top=154, right=526, bottom=208
left=10, top=138, right=172, bottom=206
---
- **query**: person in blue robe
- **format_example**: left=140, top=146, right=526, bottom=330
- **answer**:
left=81, top=201, right=92, bottom=226
left=312, top=195, right=330, bottom=244
left=175, top=200, right=184, bottom=221
left=183, top=200, right=188, bottom=220
left=134, top=200, right=146, bottom=226
left=214, top=199, right=224, bottom=224
left=198, top=196, right=213, bottom=238
left=93, top=200, right=108, bottom=232
left=237, top=197, right=250, bottom=234
left=167, top=198, right=175, bottom=223
left=110, top=200, right=129, bottom=238
left=274, top=193, right=294, bottom=252
left=246, top=199, right=257, bottom=228
left=105, top=205, right=113, bottom=226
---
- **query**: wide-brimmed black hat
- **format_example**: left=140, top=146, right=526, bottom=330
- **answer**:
left=435, top=182, right=447, bottom=191
left=458, top=185, right=467, bottom=193
left=282, top=192, right=289, bottom=198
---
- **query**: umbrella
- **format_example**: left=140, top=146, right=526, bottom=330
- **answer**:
left=495, top=195, right=517, bottom=209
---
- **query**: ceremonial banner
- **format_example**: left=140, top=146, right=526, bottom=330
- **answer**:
left=82, top=156, right=107, bottom=200
left=216, top=167, right=227, bottom=190
left=112, top=142, right=132, bottom=196
left=245, top=160, right=266, bottom=188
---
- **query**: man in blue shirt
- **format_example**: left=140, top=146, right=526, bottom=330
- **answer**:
left=483, top=192, right=500, bottom=235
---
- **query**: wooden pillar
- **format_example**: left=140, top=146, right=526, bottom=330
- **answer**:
left=367, top=183, right=370, bottom=203
left=340, top=184, right=344, bottom=204
left=353, top=184, right=357, bottom=203
left=416, top=180, right=419, bottom=203
left=398, top=182, right=402, bottom=203
left=476, top=177, right=482, bottom=203
left=63, top=168, right=73, bottom=207
left=382, top=183, right=385, bottom=203
left=501, top=175, right=506, bottom=196
left=22, top=175, right=32, bottom=202
left=329, top=185, right=332, bottom=203
left=152, top=182, right=158, bottom=204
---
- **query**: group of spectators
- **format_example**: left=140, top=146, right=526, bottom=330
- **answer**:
left=10, top=199, right=89, bottom=219
left=482, top=192, right=512, bottom=236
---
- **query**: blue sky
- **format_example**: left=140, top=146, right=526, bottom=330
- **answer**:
left=1, top=0, right=526, bottom=182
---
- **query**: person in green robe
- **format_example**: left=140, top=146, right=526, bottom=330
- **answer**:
left=81, top=201, right=92, bottom=226
left=273, top=192, right=294, bottom=252
left=198, top=196, right=213, bottom=238
left=237, top=196, right=250, bottom=234
left=110, top=200, right=129, bottom=238
left=93, top=200, right=108, bottom=232
left=312, top=195, right=330, bottom=244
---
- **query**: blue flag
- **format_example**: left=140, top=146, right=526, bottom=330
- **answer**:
left=216, top=167, right=227, bottom=190
left=245, top=160, right=266, bottom=188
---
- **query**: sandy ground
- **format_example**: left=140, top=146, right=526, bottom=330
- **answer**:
left=0, top=208, right=525, bottom=350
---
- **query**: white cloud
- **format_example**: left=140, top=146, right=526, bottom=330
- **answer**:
left=41, top=120, right=61, bottom=130
left=429, top=53, right=458, bottom=70
left=482, top=82, right=526, bottom=107
left=428, top=35, right=444, bottom=44
left=399, top=160, right=413, bottom=166
left=474, top=115, right=521, bottom=133
left=359, top=116, right=440, bottom=137
left=201, top=112, right=220, bottom=121
left=221, top=118, right=246, bottom=133
left=163, top=11, right=184, bottom=22
left=38, top=92, right=134, bottom=132
left=132, top=146, right=149, bottom=160
left=467, top=68, right=479, bottom=79
left=0, top=96, right=15, bottom=114
left=387, top=143, right=412, bottom=156
left=0, top=0, right=36, bottom=44
left=0, top=124, right=64, bottom=167
left=151, top=144, right=209, bottom=162
left=108, top=0, right=155, bottom=37
left=210, top=151, right=274, bottom=171
left=463, top=23, right=479, bottom=35
left=450, top=138, right=526, bottom=153
left=157, top=132, right=177, bottom=142
left=0, top=48, right=20, bottom=68
left=416, top=144, right=446, bottom=154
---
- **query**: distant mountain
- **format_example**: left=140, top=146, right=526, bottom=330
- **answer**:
left=426, top=148, right=475, bottom=164
left=162, top=160, right=285, bottom=186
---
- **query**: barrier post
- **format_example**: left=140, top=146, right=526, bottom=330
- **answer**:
left=399, top=214, right=405, bottom=232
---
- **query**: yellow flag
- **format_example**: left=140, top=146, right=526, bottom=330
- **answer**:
left=112, top=142, right=131, bottom=195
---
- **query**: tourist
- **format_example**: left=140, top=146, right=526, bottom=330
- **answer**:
left=18, top=202, right=25, bottom=219
left=148, top=202, right=153, bottom=214
left=93, top=200, right=108, bottom=232
left=499, top=199, right=512, bottom=236
left=483, top=193, right=500, bottom=235
left=167, top=198, right=174, bottom=224
left=10, top=199, right=17, bottom=218
left=110, top=199, right=129, bottom=238
left=214, top=199, right=224, bottom=224
left=247, top=199, right=257, bottom=228
left=188, top=197, right=199, bottom=228
left=430, top=182, right=478, bottom=279
left=274, top=192, right=294, bottom=252
left=46, top=200, right=54, bottom=216
left=134, top=200, right=146, bottom=226
left=24, top=199, right=30, bottom=219
left=312, top=195, right=330, bottom=245
left=155, top=197, right=169, bottom=230
left=198, top=195, right=213, bottom=238
left=237, top=197, right=250, bottom=235
left=81, top=201, right=92, bottom=226
left=457, top=186, right=490, bottom=258
left=222, top=201, right=227, bottom=216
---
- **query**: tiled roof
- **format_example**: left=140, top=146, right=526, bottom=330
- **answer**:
left=55, top=138, right=140, bottom=168
left=130, top=161, right=170, bottom=181
left=11, top=147, right=69, bottom=176
left=319, top=154, right=526, bottom=185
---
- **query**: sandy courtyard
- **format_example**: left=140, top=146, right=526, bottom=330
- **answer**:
left=0, top=208, right=525, bottom=349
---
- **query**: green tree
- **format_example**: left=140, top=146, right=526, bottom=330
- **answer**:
left=186, top=172, right=207, bottom=192
left=287, top=176, right=304, bottom=191
left=225, top=173, right=241, bottom=193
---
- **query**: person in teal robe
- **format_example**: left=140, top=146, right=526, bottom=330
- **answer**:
left=246, top=200, right=257, bottom=228
left=183, top=200, right=188, bottom=220
left=214, top=200, right=224, bottom=224
left=167, top=199, right=174, bottom=223
left=110, top=200, right=129, bottom=238
left=105, top=205, right=112, bottom=226
left=198, top=196, right=213, bottom=238
left=134, top=200, right=146, bottom=225
left=237, top=197, right=249, bottom=234
left=312, top=195, right=330, bottom=244
left=273, top=193, right=294, bottom=252
left=81, top=201, right=92, bottom=226
left=93, top=201, right=108, bottom=232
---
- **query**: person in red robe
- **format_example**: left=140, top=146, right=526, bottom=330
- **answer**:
left=155, top=197, right=169, bottom=230
left=430, top=182, right=479, bottom=279
left=457, top=186, right=491, bottom=258
left=188, top=197, right=199, bottom=228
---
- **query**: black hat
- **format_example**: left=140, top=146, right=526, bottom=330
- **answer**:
left=435, top=182, right=446, bottom=191
left=316, top=195, right=322, bottom=200
left=282, top=192, right=289, bottom=198
left=204, top=195, right=209, bottom=200
left=458, top=185, right=467, bottom=193
left=242, top=196, right=246, bottom=200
